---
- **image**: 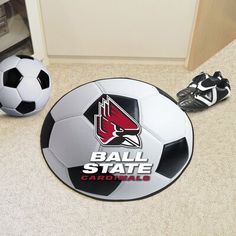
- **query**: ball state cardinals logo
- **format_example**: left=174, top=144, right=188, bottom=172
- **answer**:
left=94, top=96, right=141, bottom=148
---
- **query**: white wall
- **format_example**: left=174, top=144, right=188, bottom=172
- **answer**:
left=40, top=0, right=197, bottom=59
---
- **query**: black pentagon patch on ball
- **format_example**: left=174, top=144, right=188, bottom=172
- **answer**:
left=37, top=70, right=50, bottom=89
left=156, top=137, right=189, bottom=178
left=3, top=68, right=22, bottom=88
left=68, top=165, right=121, bottom=196
left=17, top=55, right=34, bottom=60
left=84, top=94, right=139, bottom=124
left=16, top=101, right=36, bottom=114
left=40, top=112, right=55, bottom=149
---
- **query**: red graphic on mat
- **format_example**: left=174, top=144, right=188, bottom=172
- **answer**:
left=95, top=96, right=141, bottom=147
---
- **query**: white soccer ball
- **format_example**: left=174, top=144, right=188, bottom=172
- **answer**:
left=0, top=55, right=51, bottom=116
left=41, top=78, right=193, bottom=201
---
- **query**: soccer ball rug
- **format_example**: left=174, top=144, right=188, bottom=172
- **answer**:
left=41, top=78, right=193, bottom=201
left=0, top=55, right=51, bottom=116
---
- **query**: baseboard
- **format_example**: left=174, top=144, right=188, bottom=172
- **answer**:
left=48, top=55, right=185, bottom=65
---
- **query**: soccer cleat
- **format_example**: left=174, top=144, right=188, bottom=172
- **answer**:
left=178, top=76, right=231, bottom=112
left=177, top=72, right=210, bottom=100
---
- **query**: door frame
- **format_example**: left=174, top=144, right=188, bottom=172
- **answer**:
left=25, top=0, right=48, bottom=63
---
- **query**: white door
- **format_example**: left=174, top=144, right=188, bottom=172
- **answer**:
left=40, top=0, right=197, bottom=59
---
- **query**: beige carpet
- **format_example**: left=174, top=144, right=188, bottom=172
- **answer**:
left=1, top=41, right=236, bottom=236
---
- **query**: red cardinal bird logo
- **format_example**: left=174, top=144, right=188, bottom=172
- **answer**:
left=95, top=96, right=141, bottom=147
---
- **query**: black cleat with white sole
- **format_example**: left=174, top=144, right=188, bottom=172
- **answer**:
left=177, top=72, right=210, bottom=100
left=178, top=75, right=231, bottom=112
